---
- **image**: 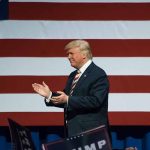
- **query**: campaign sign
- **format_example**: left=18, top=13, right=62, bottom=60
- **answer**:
left=8, top=118, right=35, bottom=150
left=42, top=125, right=112, bottom=150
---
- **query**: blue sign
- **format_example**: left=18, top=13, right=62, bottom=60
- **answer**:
left=42, top=125, right=112, bottom=150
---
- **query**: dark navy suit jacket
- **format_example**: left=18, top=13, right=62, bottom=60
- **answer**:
left=45, top=62, right=110, bottom=137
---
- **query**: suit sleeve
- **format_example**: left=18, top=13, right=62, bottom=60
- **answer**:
left=44, top=92, right=65, bottom=108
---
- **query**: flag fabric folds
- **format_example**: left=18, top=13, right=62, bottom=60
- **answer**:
left=0, top=0, right=150, bottom=126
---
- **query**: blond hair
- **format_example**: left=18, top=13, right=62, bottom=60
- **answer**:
left=64, top=40, right=93, bottom=59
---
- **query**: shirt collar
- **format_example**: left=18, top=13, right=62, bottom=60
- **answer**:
left=79, top=59, right=92, bottom=74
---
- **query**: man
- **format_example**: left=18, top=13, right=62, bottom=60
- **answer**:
left=32, top=40, right=110, bottom=138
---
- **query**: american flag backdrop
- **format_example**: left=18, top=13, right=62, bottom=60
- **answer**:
left=1, top=0, right=150, bottom=126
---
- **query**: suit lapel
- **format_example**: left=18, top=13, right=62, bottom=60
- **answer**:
left=72, top=62, right=94, bottom=93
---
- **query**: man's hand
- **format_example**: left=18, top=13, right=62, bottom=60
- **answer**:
left=32, top=81, right=51, bottom=98
left=51, top=91, right=68, bottom=105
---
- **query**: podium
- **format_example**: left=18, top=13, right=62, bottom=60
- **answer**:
left=42, top=125, right=112, bottom=150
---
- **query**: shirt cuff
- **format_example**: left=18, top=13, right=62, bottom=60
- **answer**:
left=45, top=91, right=52, bottom=103
left=66, top=96, right=69, bottom=105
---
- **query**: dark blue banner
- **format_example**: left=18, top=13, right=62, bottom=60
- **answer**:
left=43, top=125, right=112, bottom=150
left=0, top=0, right=8, bottom=20
left=8, top=118, right=35, bottom=150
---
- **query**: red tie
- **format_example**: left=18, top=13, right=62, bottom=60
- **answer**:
left=70, top=70, right=81, bottom=96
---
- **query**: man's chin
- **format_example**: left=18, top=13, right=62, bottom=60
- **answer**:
left=70, top=63, right=76, bottom=68
left=71, top=64, right=75, bottom=67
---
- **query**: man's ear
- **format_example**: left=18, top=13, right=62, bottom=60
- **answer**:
left=82, top=52, right=87, bottom=59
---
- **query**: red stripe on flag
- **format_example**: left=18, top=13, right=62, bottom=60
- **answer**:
left=1, top=39, right=150, bottom=57
left=0, top=76, right=150, bottom=93
left=1, top=112, right=150, bottom=126
left=109, top=112, right=150, bottom=126
left=0, top=112, right=64, bottom=126
left=9, top=2, right=150, bottom=20
left=109, top=76, right=150, bottom=93
left=0, top=76, right=67, bottom=93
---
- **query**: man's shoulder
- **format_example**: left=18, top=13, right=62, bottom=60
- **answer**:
left=69, top=70, right=77, bottom=77
left=89, top=62, right=107, bottom=75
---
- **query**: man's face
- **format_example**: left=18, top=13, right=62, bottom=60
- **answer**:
left=66, top=47, right=85, bottom=69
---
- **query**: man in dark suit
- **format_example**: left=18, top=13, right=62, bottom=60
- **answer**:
left=32, top=40, right=110, bottom=139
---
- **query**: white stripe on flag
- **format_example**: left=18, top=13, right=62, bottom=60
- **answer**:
left=0, top=57, right=150, bottom=75
left=0, top=93, right=150, bottom=112
left=0, top=94, right=64, bottom=112
left=109, top=93, right=150, bottom=112
left=1, top=21, right=150, bottom=39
